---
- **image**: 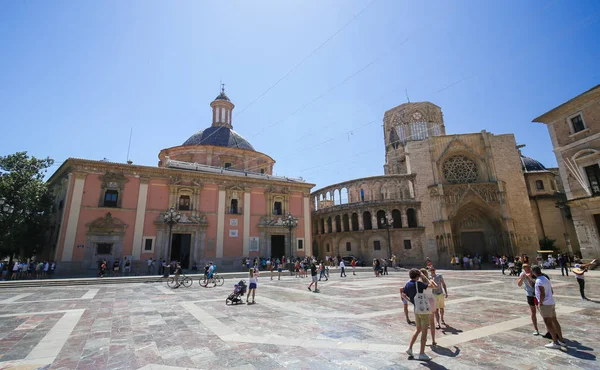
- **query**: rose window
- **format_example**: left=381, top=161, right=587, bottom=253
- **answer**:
left=442, top=155, right=478, bottom=184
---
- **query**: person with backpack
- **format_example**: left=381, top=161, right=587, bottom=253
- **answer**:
left=400, top=268, right=437, bottom=361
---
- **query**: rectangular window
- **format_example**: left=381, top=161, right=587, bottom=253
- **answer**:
left=585, top=164, right=600, bottom=195
left=224, top=162, right=232, bottom=169
left=297, top=239, right=304, bottom=250
left=179, top=195, right=191, bottom=210
left=404, top=240, right=412, bottom=249
left=144, top=238, right=153, bottom=251
left=103, top=190, right=118, bottom=207
left=273, top=201, right=282, bottom=215
left=571, top=114, right=585, bottom=133
left=346, top=242, right=351, bottom=252
left=260, top=169, right=265, bottom=174
left=96, top=243, right=112, bottom=255
left=326, top=244, right=330, bottom=252
left=374, top=240, right=381, bottom=250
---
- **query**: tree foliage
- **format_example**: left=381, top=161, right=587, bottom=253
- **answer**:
left=0, top=152, right=54, bottom=259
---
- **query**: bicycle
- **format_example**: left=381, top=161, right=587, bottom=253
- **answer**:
left=167, top=273, right=192, bottom=288
left=200, top=273, right=224, bottom=287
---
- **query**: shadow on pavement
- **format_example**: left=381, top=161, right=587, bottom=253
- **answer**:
left=440, top=324, right=463, bottom=335
left=565, top=339, right=594, bottom=351
left=431, top=345, right=460, bottom=358
left=418, top=361, right=450, bottom=369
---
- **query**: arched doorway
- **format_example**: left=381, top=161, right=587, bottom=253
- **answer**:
left=451, top=202, right=508, bottom=262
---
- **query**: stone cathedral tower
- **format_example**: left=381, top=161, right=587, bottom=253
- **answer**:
left=382, top=102, right=446, bottom=175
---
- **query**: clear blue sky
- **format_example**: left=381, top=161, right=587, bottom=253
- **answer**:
left=1, top=0, right=599, bottom=190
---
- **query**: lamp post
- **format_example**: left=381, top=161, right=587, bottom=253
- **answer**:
left=282, top=213, right=298, bottom=263
left=163, top=206, right=182, bottom=262
left=380, top=215, right=393, bottom=260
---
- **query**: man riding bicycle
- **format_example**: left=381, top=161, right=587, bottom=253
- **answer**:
left=204, top=262, right=216, bottom=287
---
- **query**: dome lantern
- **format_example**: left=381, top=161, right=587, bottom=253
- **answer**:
left=210, top=83, right=234, bottom=129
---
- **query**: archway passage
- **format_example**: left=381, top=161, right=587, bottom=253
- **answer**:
left=363, top=211, right=372, bottom=230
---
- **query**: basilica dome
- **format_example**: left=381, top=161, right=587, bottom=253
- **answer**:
left=182, top=126, right=255, bottom=151
left=521, top=155, right=547, bottom=172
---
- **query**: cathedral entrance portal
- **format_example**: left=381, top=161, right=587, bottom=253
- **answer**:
left=460, top=232, right=486, bottom=260
left=451, top=201, right=506, bottom=263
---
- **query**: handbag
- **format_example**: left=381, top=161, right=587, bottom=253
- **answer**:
left=414, top=282, right=431, bottom=314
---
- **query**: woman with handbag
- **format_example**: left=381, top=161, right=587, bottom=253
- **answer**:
left=400, top=268, right=438, bottom=361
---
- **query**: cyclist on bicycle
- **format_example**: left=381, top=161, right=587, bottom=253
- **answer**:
left=205, top=262, right=216, bottom=287
left=173, top=262, right=183, bottom=289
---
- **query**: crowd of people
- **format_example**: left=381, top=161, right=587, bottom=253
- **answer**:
left=0, top=260, right=56, bottom=280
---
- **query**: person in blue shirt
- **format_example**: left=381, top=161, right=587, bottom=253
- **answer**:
left=400, top=268, right=437, bottom=361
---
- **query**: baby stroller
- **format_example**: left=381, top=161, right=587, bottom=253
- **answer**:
left=226, top=280, right=247, bottom=305
left=508, top=262, right=518, bottom=276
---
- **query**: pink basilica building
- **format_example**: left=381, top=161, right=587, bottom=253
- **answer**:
left=47, top=90, right=314, bottom=274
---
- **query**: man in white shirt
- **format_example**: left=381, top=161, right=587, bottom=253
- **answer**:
left=532, top=265, right=565, bottom=349
left=339, top=260, right=346, bottom=277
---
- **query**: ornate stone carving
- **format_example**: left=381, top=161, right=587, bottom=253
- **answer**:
left=99, top=172, right=128, bottom=190
left=442, top=155, right=478, bottom=184
left=461, top=214, right=482, bottom=229
left=86, top=213, right=128, bottom=235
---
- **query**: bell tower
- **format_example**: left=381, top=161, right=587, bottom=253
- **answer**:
left=210, top=84, right=235, bottom=129
left=382, top=102, right=445, bottom=174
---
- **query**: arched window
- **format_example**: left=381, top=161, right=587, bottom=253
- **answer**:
left=536, top=180, right=544, bottom=190
left=351, top=213, right=359, bottom=231
left=407, top=208, right=418, bottom=228
left=392, top=209, right=402, bottom=228
left=327, top=217, right=332, bottom=233
left=363, top=211, right=372, bottom=230
left=360, top=188, right=365, bottom=201
left=333, top=189, right=340, bottom=205
left=320, top=218, right=325, bottom=234
left=179, top=195, right=191, bottom=211
left=343, top=214, right=350, bottom=232
left=376, top=210, right=387, bottom=229
left=335, top=215, right=341, bottom=232
left=380, top=187, right=386, bottom=200
left=341, top=188, right=349, bottom=204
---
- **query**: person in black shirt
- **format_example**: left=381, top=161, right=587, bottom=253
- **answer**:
left=308, top=262, right=320, bottom=293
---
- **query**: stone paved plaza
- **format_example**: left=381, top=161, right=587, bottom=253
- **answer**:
left=0, top=268, right=598, bottom=370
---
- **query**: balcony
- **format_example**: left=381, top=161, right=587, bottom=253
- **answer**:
left=226, top=207, right=243, bottom=215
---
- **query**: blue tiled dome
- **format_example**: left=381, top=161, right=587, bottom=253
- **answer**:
left=521, top=155, right=547, bottom=172
left=183, top=126, right=255, bottom=151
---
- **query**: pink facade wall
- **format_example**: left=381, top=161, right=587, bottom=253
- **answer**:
left=54, top=166, right=312, bottom=267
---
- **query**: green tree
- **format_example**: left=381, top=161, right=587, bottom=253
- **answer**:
left=0, top=152, right=54, bottom=261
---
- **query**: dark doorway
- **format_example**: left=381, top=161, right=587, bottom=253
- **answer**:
left=271, top=235, right=286, bottom=259
left=461, top=232, right=485, bottom=260
left=171, top=233, right=191, bottom=269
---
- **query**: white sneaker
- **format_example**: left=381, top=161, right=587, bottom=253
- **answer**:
left=405, top=348, right=413, bottom=357
left=417, top=353, right=432, bottom=361
left=545, top=343, right=562, bottom=349
left=533, top=331, right=540, bottom=336
left=557, top=340, right=566, bottom=346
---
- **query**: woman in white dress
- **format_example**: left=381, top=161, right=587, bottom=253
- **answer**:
left=420, top=268, right=437, bottom=346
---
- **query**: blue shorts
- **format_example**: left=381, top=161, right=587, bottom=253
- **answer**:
left=249, top=282, right=257, bottom=289
left=207, top=273, right=213, bottom=279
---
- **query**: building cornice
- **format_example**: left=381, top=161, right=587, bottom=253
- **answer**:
left=532, top=84, right=600, bottom=124
left=47, top=158, right=314, bottom=191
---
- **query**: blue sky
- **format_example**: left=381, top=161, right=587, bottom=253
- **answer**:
left=1, top=0, right=599, bottom=190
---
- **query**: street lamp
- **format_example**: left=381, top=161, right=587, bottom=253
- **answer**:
left=282, top=213, right=298, bottom=261
left=380, top=215, right=393, bottom=260
left=0, top=197, right=14, bottom=215
left=163, top=206, right=182, bottom=262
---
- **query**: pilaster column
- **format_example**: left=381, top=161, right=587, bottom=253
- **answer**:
left=61, top=172, right=87, bottom=262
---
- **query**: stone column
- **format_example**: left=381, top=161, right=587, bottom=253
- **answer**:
left=401, top=208, right=408, bottom=228
left=359, top=213, right=364, bottom=231
left=372, top=212, right=378, bottom=230
left=333, top=216, right=339, bottom=233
